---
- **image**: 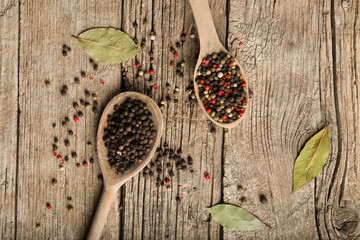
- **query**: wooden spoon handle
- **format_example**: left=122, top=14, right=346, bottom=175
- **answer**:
left=86, top=187, right=117, bottom=240
left=189, top=0, right=222, bottom=52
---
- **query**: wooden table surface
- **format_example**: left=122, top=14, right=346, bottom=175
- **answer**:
left=1, top=0, right=359, bottom=239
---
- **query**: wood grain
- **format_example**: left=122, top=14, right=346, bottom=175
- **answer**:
left=17, top=0, right=122, bottom=239
left=223, top=0, right=331, bottom=239
left=120, top=0, right=226, bottom=239
left=0, top=0, right=18, bottom=239
left=1, top=0, right=359, bottom=239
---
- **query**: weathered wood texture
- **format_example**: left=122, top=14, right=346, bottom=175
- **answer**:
left=224, top=0, right=359, bottom=239
left=1, top=0, right=359, bottom=239
left=0, top=0, right=18, bottom=239
left=120, top=0, right=226, bottom=239
left=17, top=0, right=122, bottom=239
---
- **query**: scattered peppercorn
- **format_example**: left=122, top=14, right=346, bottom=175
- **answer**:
left=84, top=90, right=90, bottom=97
left=64, top=139, right=70, bottom=147
left=259, top=194, right=268, bottom=204
left=51, top=178, right=58, bottom=187
left=68, top=130, right=73, bottom=135
left=52, top=123, right=56, bottom=128
left=73, top=102, right=79, bottom=110
left=65, top=117, right=70, bottom=122
left=93, top=63, right=99, bottom=71
left=46, top=203, right=52, bottom=210
left=62, top=121, right=67, bottom=127
left=133, top=21, right=138, bottom=28
left=64, top=156, right=69, bottom=161
left=78, top=111, right=83, bottom=117
left=237, top=185, right=244, bottom=193
left=53, top=137, right=58, bottom=143
left=176, top=196, right=181, bottom=203
left=62, top=50, right=67, bottom=56
left=240, top=197, right=247, bottom=205
left=74, top=77, right=80, bottom=84
left=67, top=204, right=74, bottom=212
left=45, top=80, right=51, bottom=87
left=81, top=71, right=86, bottom=78
left=71, top=152, right=77, bottom=159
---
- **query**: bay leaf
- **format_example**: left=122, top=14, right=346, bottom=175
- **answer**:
left=293, top=126, right=330, bottom=194
left=74, top=28, right=139, bottom=64
left=206, top=204, right=265, bottom=231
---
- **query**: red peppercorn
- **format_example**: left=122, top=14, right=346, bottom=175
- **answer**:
left=135, top=61, right=141, bottom=68
left=90, top=76, right=94, bottom=80
left=52, top=150, right=57, bottom=156
left=204, top=172, right=210, bottom=179
left=228, top=89, right=233, bottom=94
left=230, top=106, right=235, bottom=110
left=60, top=160, right=64, bottom=165
left=204, top=85, right=210, bottom=90
left=206, top=108, right=212, bottom=113
left=174, top=52, right=178, bottom=58
left=239, top=41, right=243, bottom=46
left=228, top=61, right=233, bottom=67
left=157, top=196, right=160, bottom=199
left=211, top=99, right=216, bottom=105
left=83, top=161, right=88, bottom=167
left=149, top=69, right=154, bottom=75
left=164, top=178, right=170, bottom=183
left=57, top=155, right=62, bottom=159
left=212, top=64, right=218, bottom=68
left=200, top=79, right=205, bottom=84
left=74, top=116, right=79, bottom=122
left=202, top=58, right=207, bottom=64
left=46, top=203, right=52, bottom=210
left=218, top=90, right=224, bottom=96
left=150, top=57, right=155, bottom=63
left=241, top=82, right=246, bottom=87
left=221, top=115, right=227, bottom=120
left=100, top=79, right=105, bottom=84
left=241, top=98, right=247, bottom=103
left=76, top=163, right=81, bottom=168
left=240, top=75, right=243, bottom=80
left=204, top=142, right=208, bottom=146
left=181, top=197, right=183, bottom=200
left=204, top=60, right=209, bottom=66
left=153, top=84, right=158, bottom=90
left=178, top=185, right=182, bottom=188
left=170, top=61, right=175, bottom=67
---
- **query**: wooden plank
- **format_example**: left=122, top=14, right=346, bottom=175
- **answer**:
left=315, top=1, right=360, bottom=239
left=121, top=0, right=226, bottom=239
left=0, top=0, right=18, bottom=239
left=223, top=0, right=333, bottom=239
left=17, top=0, right=122, bottom=238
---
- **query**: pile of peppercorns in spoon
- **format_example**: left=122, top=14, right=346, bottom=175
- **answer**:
left=103, top=98, right=157, bottom=174
left=195, top=51, right=247, bottom=123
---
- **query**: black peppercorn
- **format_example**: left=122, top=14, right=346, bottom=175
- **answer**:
left=84, top=90, right=90, bottom=97
left=53, top=137, right=58, bottom=143
left=62, top=50, right=67, bottom=56
left=78, top=111, right=83, bottom=117
left=81, top=71, right=86, bottom=78
left=74, top=77, right=80, bottom=84
left=68, top=130, right=73, bottom=135
left=64, top=139, right=70, bottom=147
left=65, top=117, right=70, bottom=122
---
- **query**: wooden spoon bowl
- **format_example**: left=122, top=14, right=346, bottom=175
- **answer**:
left=189, top=0, right=249, bottom=128
left=87, top=91, right=163, bottom=240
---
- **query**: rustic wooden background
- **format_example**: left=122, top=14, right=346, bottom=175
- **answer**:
left=0, top=0, right=359, bottom=239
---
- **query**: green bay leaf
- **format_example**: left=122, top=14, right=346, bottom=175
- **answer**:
left=293, top=126, right=330, bottom=194
left=74, top=28, right=139, bottom=64
left=206, top=204, right=265, bottom=231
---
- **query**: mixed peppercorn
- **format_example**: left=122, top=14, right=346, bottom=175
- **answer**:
left=103, top=98, right=157, bottom=174
left=196, top=51, right=247, bottom=123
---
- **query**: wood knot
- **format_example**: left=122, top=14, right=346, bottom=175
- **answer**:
left=334, top=207, right=358, bottom=235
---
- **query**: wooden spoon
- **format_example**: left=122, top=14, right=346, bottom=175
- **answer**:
left=87, top=91, right=163, bottom=240
left=189, top=0, right=249, bottom=128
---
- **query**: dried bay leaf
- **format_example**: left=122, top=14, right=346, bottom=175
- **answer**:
left=74, top=28, right=138, bottom=64
left=293, top=126, right=330, bottom=194
left=206, top=204, right=265, bottom=231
